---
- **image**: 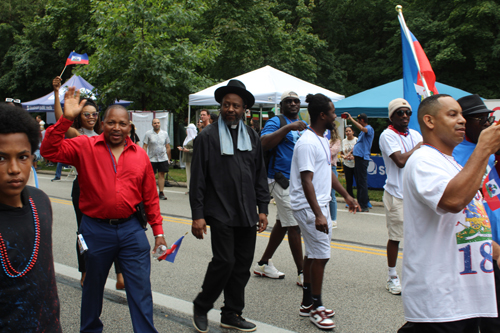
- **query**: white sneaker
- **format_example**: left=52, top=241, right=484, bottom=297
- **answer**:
left=253, top=259, right=285, bottom=279
left=331, top=220, right=337, bottom=229
left=309, top=306, right=336, bottom=330
left=297, top=272, right=303, bottom=287
left=386, top=275, right=401, bottom=295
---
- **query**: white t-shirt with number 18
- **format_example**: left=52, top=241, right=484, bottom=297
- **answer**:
left=402, top=146, right=497, bottom=322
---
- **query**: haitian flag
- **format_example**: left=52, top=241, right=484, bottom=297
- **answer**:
left=65, top=52, right=89, bottom=66
left=399, top=17, right=438, bottom=133
left=482, top=167, right=500, bottom=211
left=158, top=234, right=186, bottom=263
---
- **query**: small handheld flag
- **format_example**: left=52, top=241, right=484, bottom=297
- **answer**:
left=65, top=52, right=89, bottom=66
left=482, top=167, right=500, bottom=211
left=157, top=232, right=188, bottom=263
left=60, top=51, right=89, bottom=77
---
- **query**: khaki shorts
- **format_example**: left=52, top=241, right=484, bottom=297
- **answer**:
left=269, top=182, right=298, bottom=227
left=293, top=206, right=331, bottom=259
left=383, top=190, right=404, bottom=242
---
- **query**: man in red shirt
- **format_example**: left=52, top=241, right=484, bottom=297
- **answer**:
left=41, top=87, right=167, bottom=333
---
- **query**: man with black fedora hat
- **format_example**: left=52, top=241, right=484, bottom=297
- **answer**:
left=453, top=94, right=500, bottom=332
left=189, top=79, right=270, bottom=332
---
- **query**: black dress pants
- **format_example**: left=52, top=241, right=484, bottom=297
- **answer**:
left=354, top=156, right=369, bottom=209
left=194, top=217, right=256, bottom=315
left=479, top=260, right=500, bottom=332
left=398, top=318, right=479, bottom=333
left=343, top=165, right=355, bottom=198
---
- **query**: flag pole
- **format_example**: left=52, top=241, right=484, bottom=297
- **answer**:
left=60, top=65, right=67, bottom=77
left=396, top=5, right=431, bottom=97
left=60, top=49, right=75, bottom=78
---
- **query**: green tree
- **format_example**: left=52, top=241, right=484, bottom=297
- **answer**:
left=312, top=0, right=404, bottom=96
left=202, top=0, right=342, bottom=90
left=77, top=0, right=218, bottom=111
left=402, top=0, right=500, bottom=98
left=0, top=0, right=95, bottom=102
left=0, top=0, right=49, bottom=101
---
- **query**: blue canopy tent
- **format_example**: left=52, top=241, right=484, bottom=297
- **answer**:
left=22, top=75, right=131, bottom=112
left=334, top=79, right=472, bottom=118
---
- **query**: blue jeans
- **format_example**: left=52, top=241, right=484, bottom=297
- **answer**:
left=330, top=167, right=338, bottom=221
left=54, top=162, right=70, bottom=179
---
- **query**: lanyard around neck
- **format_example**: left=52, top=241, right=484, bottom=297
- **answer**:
left=307, top=127, right=331, bottom=165
left=106, top=141, right=127, bottom=174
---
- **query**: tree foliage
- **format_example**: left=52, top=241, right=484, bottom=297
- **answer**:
left=1, top=0, right=499, bottom=109
left=76, top=0, right=218, bottom=111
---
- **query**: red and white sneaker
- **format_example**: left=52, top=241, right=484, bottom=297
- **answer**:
left=309, top=307, right=336, bottom=330
left=299, top=303, right=335, bottom=318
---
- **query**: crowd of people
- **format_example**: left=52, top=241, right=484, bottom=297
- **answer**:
left=1, top=77, right=500, bottom=333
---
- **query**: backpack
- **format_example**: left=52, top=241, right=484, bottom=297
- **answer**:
left=263, top=114, right=288, bottom=175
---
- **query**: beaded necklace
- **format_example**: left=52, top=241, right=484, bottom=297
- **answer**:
left=388, top=125, right=415, bottom=153
left=422, top=143, right=462, bottom=172
left=0, top=197, right=40, bottom=278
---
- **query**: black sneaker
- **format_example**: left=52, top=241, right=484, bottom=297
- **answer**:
left=159, top=192, right=167, bottom=200
left=51, top=177, right=61, bottom=182
left=220, top=313, right=256, bottom=332
left=193, top=306, right=208, bottom=333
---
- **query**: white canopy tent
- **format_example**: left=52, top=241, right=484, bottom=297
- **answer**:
left=188, top=65, right=345, bottom=122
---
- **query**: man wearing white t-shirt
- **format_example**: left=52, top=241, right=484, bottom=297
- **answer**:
left=379, top=98, right=422, bottom=295
left=400, top=94, right=500, bottom=333
left=290, top=93, right=359, bottom=330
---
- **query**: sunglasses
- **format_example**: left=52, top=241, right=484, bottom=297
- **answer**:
left=5, top=98, right=21, bottom=103
left=83, top=112, right=99, bottom=119
left=467, top=115, right=495, bottom=125
left=395, top=110, right=412, bottom=117
left=284, top=98, right=300, bottom=105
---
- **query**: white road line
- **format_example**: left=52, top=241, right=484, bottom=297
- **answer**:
left=337, top=209, right=385, bottom=216
left=38, top=176, right=185, bottom=195
left=54, top=262, right=296, bottom=333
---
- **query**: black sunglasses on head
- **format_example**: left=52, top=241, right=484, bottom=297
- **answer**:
left=395, top=109, right=412, bottom=117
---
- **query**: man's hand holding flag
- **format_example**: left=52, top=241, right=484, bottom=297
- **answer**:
left=157, top=232, right=188, bottom=263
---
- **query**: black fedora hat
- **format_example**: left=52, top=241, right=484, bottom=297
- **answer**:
left=214, top=79, right=255, bottom=108
left=457, top=94, right=491, bottom=116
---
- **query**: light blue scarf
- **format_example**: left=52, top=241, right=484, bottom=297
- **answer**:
left=218, top=117, right=252, bottom=155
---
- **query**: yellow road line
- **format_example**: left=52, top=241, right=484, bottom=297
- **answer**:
left=50, top=197, right=402, bottom=259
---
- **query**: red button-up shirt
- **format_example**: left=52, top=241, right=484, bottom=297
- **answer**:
left=40, top=117, right=163, bottom=235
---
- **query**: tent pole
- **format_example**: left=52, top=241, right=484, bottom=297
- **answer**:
left=188, top=105, right=191, bottom=125
left=260, top=105, right=263, bottom=129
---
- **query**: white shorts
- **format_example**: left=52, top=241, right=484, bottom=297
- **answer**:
left=269, top=182, right=298, bottom=227
left=383, top=190, right=404, bottom=242
left=293, top=206, right=331, bottom=259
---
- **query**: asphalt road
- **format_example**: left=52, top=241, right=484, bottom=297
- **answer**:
left=38, top=173, right=405, bottom=333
